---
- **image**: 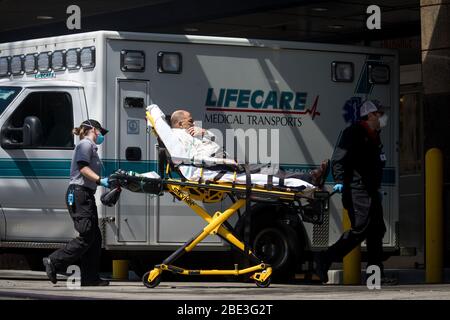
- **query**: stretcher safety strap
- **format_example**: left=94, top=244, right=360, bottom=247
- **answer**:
left=267, top=175, right=273, bottom=190
left=199, top=167, right=204, bottom=184
left=231, top=171, right=237, bottom=189
left=213, top=170, right=227, bottom=182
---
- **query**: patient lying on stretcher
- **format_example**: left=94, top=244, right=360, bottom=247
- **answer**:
left=147, top=105, right=329, bottom=191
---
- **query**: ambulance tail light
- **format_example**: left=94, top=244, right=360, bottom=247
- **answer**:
left=157, top=52, right=182, bottom=74
left=51, top=50, right=66, bottom=71
left=11, top=55, right=25, bottom=75
left=331, top=61, right=354, bottom=82
left=66, top=48, right=80, bottom=70
left=0, top=56, right=11, bottom=77
left=121, top=50, right=145, bottom=72
left=37, top=52, right=52, bottom=72
left=25, top=53, right=38, bottom=74
left=80, top=46, right=95, bottom=69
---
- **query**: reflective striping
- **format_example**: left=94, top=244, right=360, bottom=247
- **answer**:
left=313, top=211, right=329, bottom=247
left=0, top=241, right=66, bottom=249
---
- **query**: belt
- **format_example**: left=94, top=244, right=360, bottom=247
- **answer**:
left=69, top=184, right=96, bottom=195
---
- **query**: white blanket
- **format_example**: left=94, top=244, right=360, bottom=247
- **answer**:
left=146, top=104, right=314, bottom=190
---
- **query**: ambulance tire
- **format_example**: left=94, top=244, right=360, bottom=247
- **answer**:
left=252, top=223, right=300, bottom=282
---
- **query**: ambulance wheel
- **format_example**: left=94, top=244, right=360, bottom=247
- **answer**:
left=255, top=276, right=271, bottom=288
left=253, top=224, right=300, bottom=281
left=142, top=271, right=161, bottom=288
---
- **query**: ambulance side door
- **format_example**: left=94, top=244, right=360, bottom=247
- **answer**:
left=0, top=86, right=85, bottom=242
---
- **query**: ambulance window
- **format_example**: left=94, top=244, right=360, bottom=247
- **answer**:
left=5, top=91, right=74, bottom=149
left=0, top=86, right=21, bottom=115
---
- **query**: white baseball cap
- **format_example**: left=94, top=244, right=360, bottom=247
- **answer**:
left=359, top=100, right=384, bottom=117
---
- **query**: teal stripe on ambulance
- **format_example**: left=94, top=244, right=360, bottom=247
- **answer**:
left=0, top=159, right=158, bottom=179
left=0, top=158, right=71, bottom=179
left=0, top=159, right=396, bottom=185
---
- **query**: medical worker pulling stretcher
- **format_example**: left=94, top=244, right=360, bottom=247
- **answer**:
left=43, top=120, right=111, bottom=287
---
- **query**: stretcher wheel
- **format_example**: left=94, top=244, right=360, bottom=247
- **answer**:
left=142, top=271, right=161, bottom=288
left=255, top=276, right=271, bottom=288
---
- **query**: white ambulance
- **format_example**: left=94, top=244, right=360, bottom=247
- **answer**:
left=0, top=31, right=399, bottom=277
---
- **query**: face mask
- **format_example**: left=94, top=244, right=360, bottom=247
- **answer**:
left=96, top=132, right=105, bottom=145
left=378, top=114, right=388, bottom=128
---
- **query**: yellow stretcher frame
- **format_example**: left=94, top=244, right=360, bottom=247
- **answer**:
left=140, top=111, right=327, bottom=288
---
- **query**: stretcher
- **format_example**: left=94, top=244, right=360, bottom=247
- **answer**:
left=104, top=105, right=333, bottom=288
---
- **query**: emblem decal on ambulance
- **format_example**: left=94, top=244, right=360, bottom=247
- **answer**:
left=342, top=97, right=362, bottom=124
left=35, top=71, right=56, bottom=79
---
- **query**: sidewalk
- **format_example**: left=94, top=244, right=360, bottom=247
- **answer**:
left=327, top=268, right=450, bottom=285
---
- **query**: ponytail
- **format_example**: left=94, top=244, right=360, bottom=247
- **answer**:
left=72, top=126, right=90, bottom=140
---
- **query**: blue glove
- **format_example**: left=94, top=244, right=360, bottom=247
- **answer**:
left=99, top=177, right=110, bottom=188
left=333, top=183, right=343, bottom=193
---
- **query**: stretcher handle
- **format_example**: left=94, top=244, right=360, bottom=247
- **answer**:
left=314, top=189, right=338, bottom=201
left=328, top=190, right=339, bottom=198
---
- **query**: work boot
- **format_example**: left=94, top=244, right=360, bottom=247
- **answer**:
left=311, top=160, right=330, bottom=188
left=81, top=278, right=110, bottom=287
left=314, top=251, right=331, bottom=284
left=42, top=257, right=57, bottom=284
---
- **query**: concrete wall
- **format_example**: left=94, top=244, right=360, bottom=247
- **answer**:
left=421, top=0, right=450, bottom=265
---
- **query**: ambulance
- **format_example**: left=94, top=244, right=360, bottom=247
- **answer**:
left=0, top=31, right=399, bottom=278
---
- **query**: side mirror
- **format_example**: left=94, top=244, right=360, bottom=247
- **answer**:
left=23, top=116, right=43, bottom=147
left=1, top=116, right=43, bottom=149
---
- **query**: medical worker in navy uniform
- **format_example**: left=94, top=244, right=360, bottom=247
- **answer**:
left=315, top=100, right=397, bottom=285
left=43, top=119, right=110, bottom=286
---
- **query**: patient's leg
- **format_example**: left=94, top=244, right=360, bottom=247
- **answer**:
left=275, top=160, right=329, bottom=187
left=275, top=171, right=313, bottom=184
